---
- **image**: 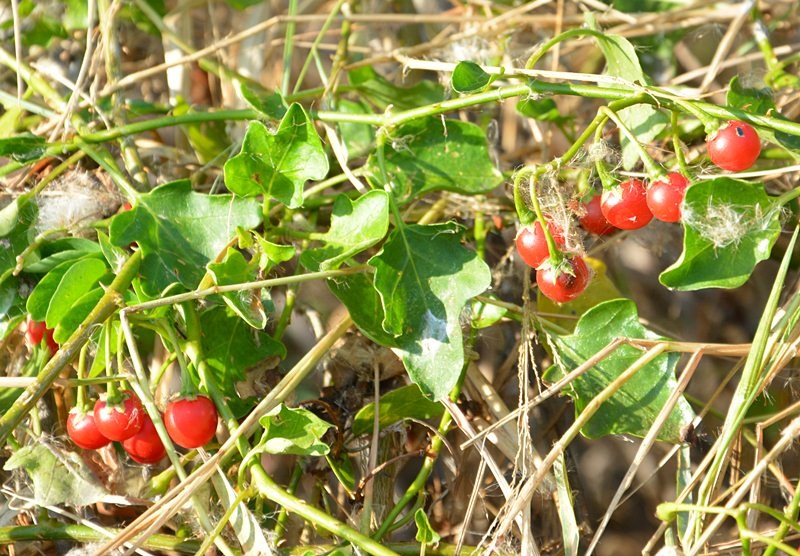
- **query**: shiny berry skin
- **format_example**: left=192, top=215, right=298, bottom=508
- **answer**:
left=93, top=391, right=145, bottom=441
left=515, top=221, right=565, bottom=269
left=27, top=318, right=58, bottom=356
left=122, top=414, right=165, bottom=465
left=578, top=195, right=617, bottom=235
left=707, top=120, right=761, bottom=172
left=26, top=318, right=46, bottom=345
left=67, top=409, right=111, bottom=450
left=647, top=173, right=690, bottom=223
left=164, top=396, right=219, bottom=449
left=536, top=257, right=591, bottom=303
left=600, top=179, right=653, bottom=230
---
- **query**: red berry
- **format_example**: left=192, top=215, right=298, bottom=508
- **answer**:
left=536, top=257, right=591, bottom=303
left=67, top=409, right=111, bottom=450
left=578, top=195, right=617, bottom=235
left=121, top=202, right=133, bottom=211
left=707, top=120, right=760, bottom=172
left=44, top=327, right=58, bottom=356
left=122, top=414, right=166, bottom=465
left=515, top=221, right=565, bottom=269
left=600, top=179, right=653, bottom=230
left=93, top=391, right=145, bottom=441
left=26, top=318, right=46, bottom=346
left=647, top=173, right=690, bottom=223
left=164, top=396, right=219, bottom=449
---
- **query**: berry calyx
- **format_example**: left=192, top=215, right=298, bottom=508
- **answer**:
left=122, top=414, right=166, bottom=465
left=600, top=179, right=653, bottom=230
left=647, top=172, right=690, bottom=223
left=578, top=195, right=617, bottom=235
left=536, top=257, right=591, bottom=303
left=707, top=120, right=761, bottom=172
left=164, top=396, right=219, bottom=449
left=67, top=409, right=111, bottom=450
left=515, top=221, right=565, bottom=269
left=93, top=390, right=145, bottom=441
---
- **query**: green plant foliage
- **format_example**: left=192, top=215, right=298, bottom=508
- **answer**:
left=238, top=83, right=288, bottom=119
left=349, top=66, right=444, bottom=110
left=174, top=101, right=230, bottom=164
left=0, top=197, right=36, bottom=289
left=517, top=98, right=570, bottom=124
left=336, top=99, right=375, bottom=160
left=3, top=443, right=107, bottom=506
left=200, top=307, right=285, bottom=416
left=257, top=404, right=333, bottom=456
left=588, top=21, right=668, bottom=169
left=21, top=237, right=103, bottom=274
left=52, top=287, right=104, bottom=344
left=659, top=178, right=781, bottom=290
left=43, top=258, right=108, bottom=329
left=366, top=117, right=504, bottom=203
left=207, top=248, right=267, bottom=329
left=451, top=61, right=492, bottom=93
left=327, top=272, right=397, bottom=347
left=109, top=180, right=262, bottom=296
left=0, top=134, right=46, bottom=162
left=351, top=384, right=444, bottom=436
left=414, top=509, right=441, bottom=545
left=223, top=104, right=329, bottom=207
left=369, top=223, right=490, bottom=400
left=545, top=299, right=694, bottom=443
left=300, top=191, right=389, bottom=271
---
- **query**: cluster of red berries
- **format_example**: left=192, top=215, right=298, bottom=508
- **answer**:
left=67, top=391, right=219, bottom=464
left=516, top=120, right=761, bottom=303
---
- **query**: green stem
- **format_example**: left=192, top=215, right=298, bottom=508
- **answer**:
left=193, top=486, right=256, bottom=556
left=525, top=28, right=609, bottom=70
left=74, top=343, right=88, bottom=412
left=251, top=463, right=399, bottom=556
left=281, top=0, right=299, bottom=96
left=274, top=462, right=304, bottom=540
left=671, top=110, right=691, bottom=176
left=160, top=317, right=198, bottom=398
left=527, top=173, right=563, bottom=266
left=0, top=524, right=200, bottom=553
left=0, top=249, right=142, bottom=446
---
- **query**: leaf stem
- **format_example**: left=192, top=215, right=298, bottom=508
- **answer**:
left=598, top=106, right=664, bottom=179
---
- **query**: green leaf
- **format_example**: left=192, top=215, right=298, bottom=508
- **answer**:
left=223, top=104, right=329, bottom=208
left=337, top=99, right=375, bottom=160
left=369, top=223, right=491, bottom=400
left=351, top=384, right=444, bottom=436
left=366, top=117, right=504, bottom=203
left=109, top=180, right=262, bottom=296
left=726, top=76, right=800, bottom=153
left=4, top=443, right=107, bottom=506
left=300, top=191, right=389, bottom=271
left=238, top=83, right=287, bottom=119
left=174, top=101, right=230, bottom=164
left=0, top=197, right=36, bottom=288
left=414, top=509, right=441, bottom=545
left=43, top=258, right=108, bottom=329
left=659, top=178, right=781, bottom=290
left=21, top=237, right=102, bottom=274
left=326, top=452, right=356, bottom=497
left=451, top=61, right=492, bottom=93
left=26, top=259, right=89, bottom=322
left=0, top=133, right=46, bottom=162
left=349, top=66, right=444, bottom=111
left=586, top=20, right=667, bottom=170
left=207, top=248, right=267, bottom=329
left=516, top=98, right=569, bottom=123
left=257, top=404, right=333, bottom=456
left=727, top=76, right=774, bottom=116
left=328, top=273, right=397, bottom=347
left=254, top=235, right=295, bottom=272
left=544, top=299, right=694, bottom=443
left=470, top=296, right=507, bottom=329
left=201, top=307, right=286, bottom=416
left=88, top=320, right=121, bottom=378
left=53, top=287, right=104, bottom=344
